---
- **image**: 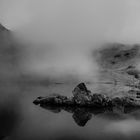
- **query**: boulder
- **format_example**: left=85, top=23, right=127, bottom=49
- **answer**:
left=91, top=94, right=111, bottom=107
left=33, top=93, right=69, bottom=105
left=72, top=83, right=92, bottom=105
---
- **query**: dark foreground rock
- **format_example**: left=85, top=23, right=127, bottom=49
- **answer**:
left=33, top=93, right=74, bottom=106
left=33, top=83, right=140, bottom=108
left=72, top=83, right=92, bottom=105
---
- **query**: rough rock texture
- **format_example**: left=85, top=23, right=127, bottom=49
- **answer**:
left=72, top=83, right=92, bottom=105
left=33, top=82, right=140, bottom=108
left=111, top=96, right=139, bottom=107
left=91, top=94, right=111, bottom=107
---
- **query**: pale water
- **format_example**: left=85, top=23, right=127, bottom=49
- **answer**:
left=1, top=83, right=140, bottom=140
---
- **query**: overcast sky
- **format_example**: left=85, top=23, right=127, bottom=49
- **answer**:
left=0, top=0, right=140, bottom=78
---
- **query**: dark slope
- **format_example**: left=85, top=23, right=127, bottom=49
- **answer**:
left=0, top=24, right=22, bottom=139
left=0, top=23, right=20, bottom=82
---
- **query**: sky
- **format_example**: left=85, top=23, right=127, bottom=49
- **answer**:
left=0, top=0, right=140, bottom=79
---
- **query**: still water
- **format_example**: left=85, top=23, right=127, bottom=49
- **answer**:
left=1, top=83, right=140, bottom=140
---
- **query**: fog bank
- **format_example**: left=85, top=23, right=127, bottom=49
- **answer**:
left=1, top=0, right=140, bottom=80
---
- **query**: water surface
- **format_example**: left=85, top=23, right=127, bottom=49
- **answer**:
left=1, top=83, right=140, bottom=140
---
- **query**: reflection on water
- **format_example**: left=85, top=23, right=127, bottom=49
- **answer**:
left=1, top=84, right=140, bottom=140
left=0, top=84, right=21, bottom=140
left=39, top=105, right=110, bottom=127
left=38, top=104, right=140, bottom=127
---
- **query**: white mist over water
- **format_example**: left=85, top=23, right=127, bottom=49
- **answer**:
left=1, top=0, right=140, bottom=80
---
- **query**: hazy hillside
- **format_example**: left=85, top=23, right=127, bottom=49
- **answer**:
left=93, top=43, right=140, bottom=97
left=0, top=24, right=20, bottom=83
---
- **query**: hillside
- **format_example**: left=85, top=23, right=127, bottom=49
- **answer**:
left=0, top=24, right=20, bottom=83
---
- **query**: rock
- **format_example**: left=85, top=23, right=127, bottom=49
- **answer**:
left=126, top=69, right=140, bottom=79
left=91, top=94, right=111, bottom=107
left=72, top=83, right=92, bottom=105
left=33, top=93, right=70, bottom=106
left=111, top=96, right=137, bottom=107
left=111, top=97, right=123, bottom=107
left=33, top=81, right=140, bottom=127
left=33, top=82, right=140, bottom=108
left=123, top=97, right=138, bottom=107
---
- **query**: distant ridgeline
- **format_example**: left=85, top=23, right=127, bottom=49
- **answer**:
left=93, top=43, right=140, bottom=98
left=0, top=24, right=20, bottom=82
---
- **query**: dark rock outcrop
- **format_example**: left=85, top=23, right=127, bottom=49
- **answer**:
left=91, top=94, right=111, bottom=107
left=33, top=93, right=74, bottom=106
left=111, top=96, right=138, bottom=107
left=33, top=82, right=140, bottom=108
left=72, top=83, right=92, bottom=105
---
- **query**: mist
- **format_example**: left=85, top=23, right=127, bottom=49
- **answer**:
left=1, top=0, right=140, bottom=81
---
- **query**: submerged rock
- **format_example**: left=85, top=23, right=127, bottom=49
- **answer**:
left=91, top=94, right=111, bottom=107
